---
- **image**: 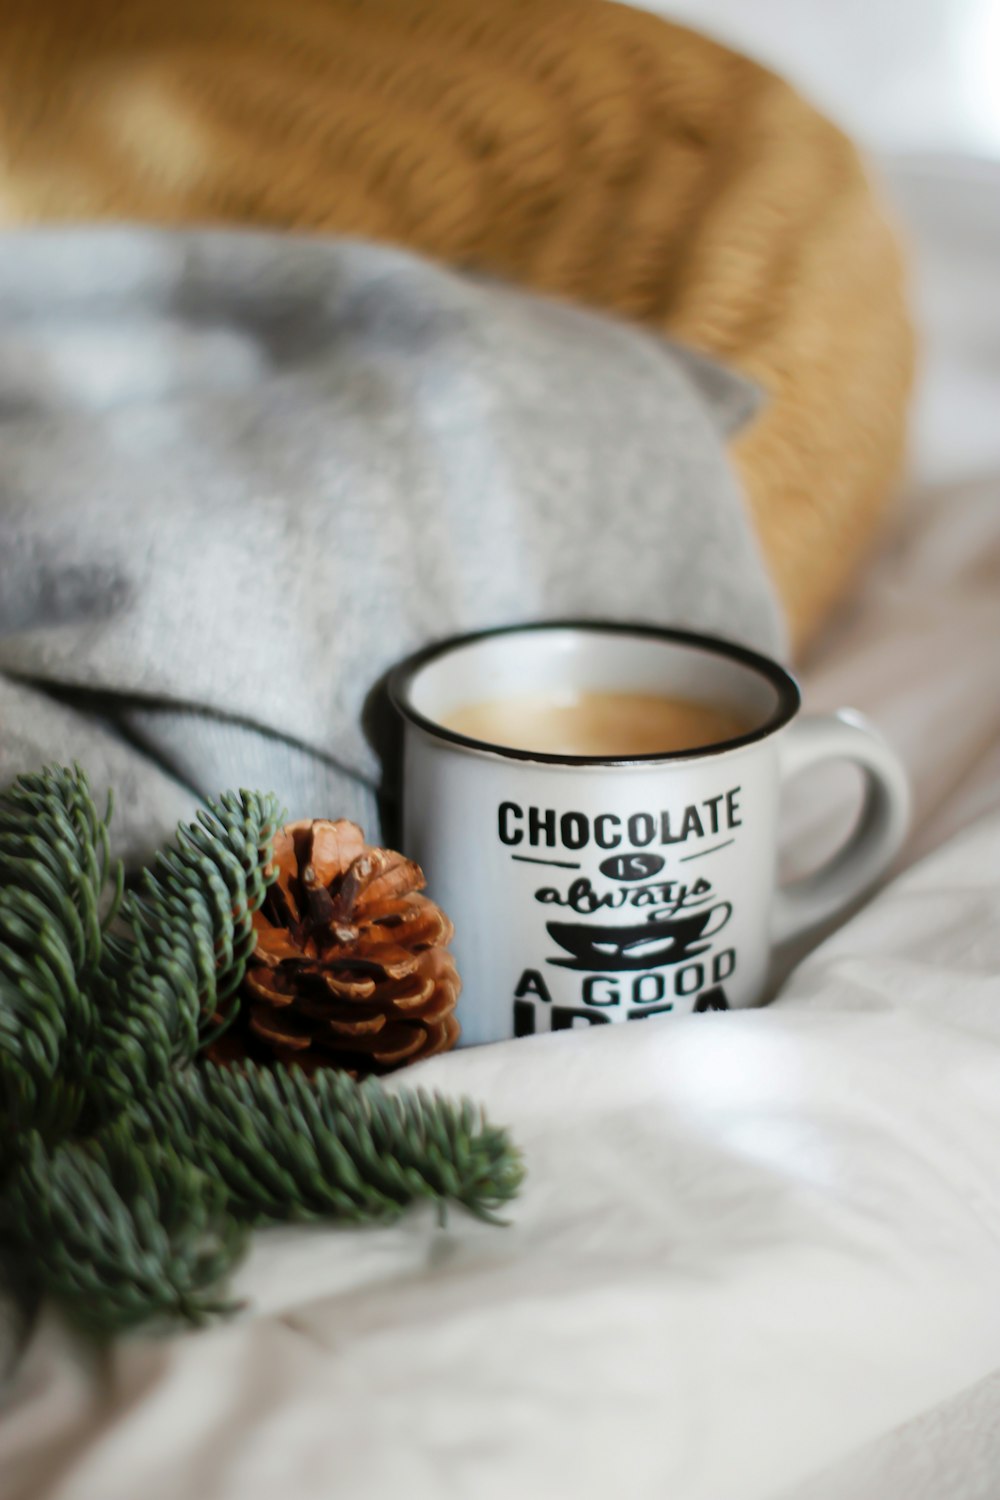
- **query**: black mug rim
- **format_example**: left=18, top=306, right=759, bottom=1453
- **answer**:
left=386, top=620, right=801, bottom=766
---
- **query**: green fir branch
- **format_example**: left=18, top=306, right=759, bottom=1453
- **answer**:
left=0, top=766, right=120, bottom=1132
left=92, top=790, right=283, bottom=1107
left=1, top=1123, right=247, bottom=1338
left=153, top=1062, right=525, bottom=1227
left=0, top=765, right=525, bottom=1342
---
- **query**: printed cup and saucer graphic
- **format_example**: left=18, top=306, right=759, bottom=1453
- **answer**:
left=545, top=904, right=731, bottom=972
left=388, top=622, right=910, bottom=1047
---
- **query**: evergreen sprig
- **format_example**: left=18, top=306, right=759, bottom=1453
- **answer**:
left=2, top=1124, right=245, bottom=1338
left=94, top=789, right=283, bottom=1107
left=0, top=765, right=120, bottom=1133
left=153, top=1063, right=524, bottom=1227
left=0, top=765, right=524, bottom=1340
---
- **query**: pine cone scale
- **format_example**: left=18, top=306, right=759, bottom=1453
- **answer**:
left=365, top=908, right=453, bottom=949
left=320, top=1010, right=388, bottom=1038
left=298, top=820, right=366, bottom=889
left=249, top=1008, right=313, bottom=1049
left=386, top=976, right=436, bottom=1010
left=315, top=973, right=377, bottom=1002
left=244, top=973, right=296, bottom=1006
left=362, top=1023, right=427, bottom=1065
left=250, top=922, right=305, bottom=965
left=399, top=989, right=456, bottom=1025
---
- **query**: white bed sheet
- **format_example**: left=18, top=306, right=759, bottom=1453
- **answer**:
left=1, top=157, right=998, bottom=1500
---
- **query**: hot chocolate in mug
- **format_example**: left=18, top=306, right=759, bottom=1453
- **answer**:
left=388, top=622, right=910, bottom=1046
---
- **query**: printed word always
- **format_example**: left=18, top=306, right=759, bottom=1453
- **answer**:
left=535, top=874, right=713, bottom=917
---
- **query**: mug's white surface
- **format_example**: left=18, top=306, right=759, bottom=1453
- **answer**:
left=402, top=729, right=780, bottom=1045
left=398, top=627, right=785, bottom=1044
left=395, top=624, right=908, bottom=1047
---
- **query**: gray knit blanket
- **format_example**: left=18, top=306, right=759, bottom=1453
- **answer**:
left=0, top=228, right=783, bottom=860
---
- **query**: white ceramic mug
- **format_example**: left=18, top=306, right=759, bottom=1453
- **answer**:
left=388, top=622, right=910, bottom=1046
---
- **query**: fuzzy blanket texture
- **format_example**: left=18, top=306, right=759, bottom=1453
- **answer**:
left=0, top=226, right=782, bottom=862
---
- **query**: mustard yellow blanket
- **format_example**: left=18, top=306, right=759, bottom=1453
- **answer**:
left=0, top=0, right=913, bottom=645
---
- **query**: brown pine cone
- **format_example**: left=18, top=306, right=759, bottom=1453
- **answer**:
left=211, top=819, right=461, bottom=1077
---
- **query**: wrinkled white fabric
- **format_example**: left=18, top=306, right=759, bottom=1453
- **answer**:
left=1, top=156, right=998, bottom=1500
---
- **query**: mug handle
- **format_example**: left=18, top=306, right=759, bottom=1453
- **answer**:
left=772, top=710, right=911, bottom=946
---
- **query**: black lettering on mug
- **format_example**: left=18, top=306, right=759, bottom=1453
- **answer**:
left=703, top=794, right=724, bottom=834
left=660, top=810, right=684, bottom=845
left=514, top=969, right=552, bottom=1002
left=551, top=1006, right=611, bottom=1030
left=694, top=987, right=730, bottom=1012
left=712, top=948, right=736, bottom=982
left=627, top=812, right=656, bottom=847
left=529, top=807, right=557, bottom=847
left=599, top=852, right=665, bottom=882
left=498, top=801, right=523, bottom=846
left=675, top=962, right=705, bottom=996
left=659, top=788, right=742, bottom=845
left=627, top=1002, right=675, bottom=1020
left=631, top=973, right=666, bottom=1006
left=594, top=814, right=623, bottom=850
left=507, top=789, right=743, bottom=853
left=680, top=806, right=704, bottom=840
left=582, top=975, right=620, bottom=1006
left=560, top=811, right=589, bottom=850
left=513, top=999, right=536, bottom=1035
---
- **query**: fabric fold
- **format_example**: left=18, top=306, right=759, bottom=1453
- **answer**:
left=0, top=227, right=782, bottom=853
